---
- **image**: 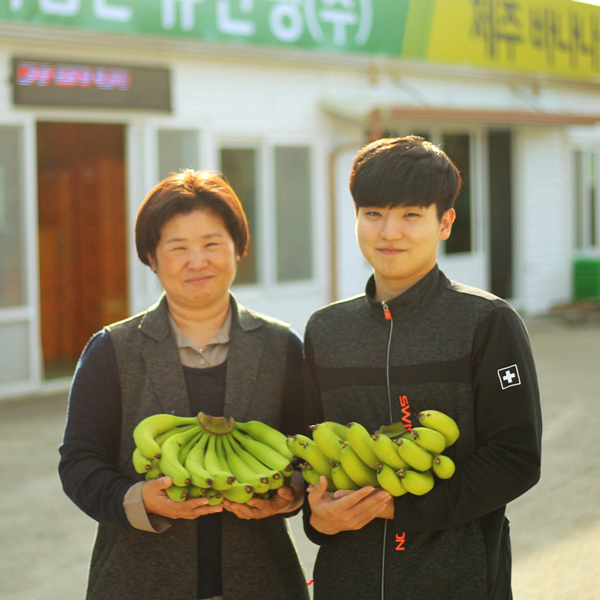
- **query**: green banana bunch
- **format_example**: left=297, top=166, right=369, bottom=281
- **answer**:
left=310, top=423, right=344, bottom=462
left=133, top=414, right=199, bottom=459
left=374, top=463, right=407, bottom=497
left=417, top=410, right=460, bottom=447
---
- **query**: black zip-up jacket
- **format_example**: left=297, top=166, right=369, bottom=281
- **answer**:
left=302, top=266, right=542, bottom=600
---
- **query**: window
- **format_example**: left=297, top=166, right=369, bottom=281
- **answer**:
left=274, top=146, right=313, bottom=282
left=442, top=133, right=472, bottom=254
left=574, top=149, right=598, bottom=251
left=157, top=129, right=199, bottom=180
left=220, top=148, right=258, bottom=285
left=0, top=126, right=25, bottom=307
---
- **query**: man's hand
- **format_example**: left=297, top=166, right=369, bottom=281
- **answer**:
left=222, top=483, right=304, bottom=520
left=308, top=476, right=392, bottom=535
left=142, top=477, right=223, bottom=519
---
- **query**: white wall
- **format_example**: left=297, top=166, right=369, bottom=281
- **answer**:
left=516, top=127, right=572, bottom=315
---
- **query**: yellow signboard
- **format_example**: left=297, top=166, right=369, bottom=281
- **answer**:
left=424, top=0, right=600, bottom=78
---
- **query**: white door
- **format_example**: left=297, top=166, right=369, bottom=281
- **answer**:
left=0, top=118, right=41, bottom=399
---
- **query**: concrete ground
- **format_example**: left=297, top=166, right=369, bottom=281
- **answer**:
left=0, top=312, right=599, bottom=599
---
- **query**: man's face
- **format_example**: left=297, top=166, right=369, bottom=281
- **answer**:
left=355, top=204, right=455, bottom=299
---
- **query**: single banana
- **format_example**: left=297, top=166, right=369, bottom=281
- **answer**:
left=432, top=455, right=456, bottom=479
left=375, top=422, right=410, bottom=439
left=375, top=463, right=407, bottom=497
left=133, top=414, right=198, bottom=459
left=187, top=484, right=207, bottom=498
left=132, top=447, right=153, bottom=473
left=165, top=483, right=189, bottom=502
left=299, top=441, right=333, bottom=478
left=205, top=489, right=224, bottom=505
left=231, top=428, right=293, bottom=476
left=397, top=468, right=434, bottom=495
left=158, top=426, right=201, bottom=487
left=222, top=483, right=254, bottom=504
left=229, top=437, right=284, bottom=490
left=154, top=423, right=196, bottom=448
left=411, top=427, right=446, bottom=455
left=396, top=437, right=434, bottom=472
left=320, top=421, right=349, bottom=441
left=184, top=432, right=215, bottom=489
left=300, top=463, right=321, bottom=487
left=371, top=434, right=410, bottom=471
left=330, top=461, right=359, bottom=491
left=179, top=430, right=204, bottom=466
left=340, top=443, right=378, bottom=488
left=204, top=434, right=235, bottom=490
left=234, top=420, right=294, bottom=461
left=145, top=458, right=162, bottom=480
left=346, top=422, right=379, bottom=469
left=221, top=434, right=270, bottom=493
left=286, top=434, right=316, bottom=461
left=310, top=423, right=344, bottom=462
left=417, top=410, right=460, bottom=447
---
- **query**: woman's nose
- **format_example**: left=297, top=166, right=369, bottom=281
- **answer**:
left=187, top=248, right=208, bottom=269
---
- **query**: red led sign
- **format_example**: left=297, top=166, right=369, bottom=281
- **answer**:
left=12, top=57, right=171, bottom=112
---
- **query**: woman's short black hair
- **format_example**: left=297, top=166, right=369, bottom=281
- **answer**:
left=349, top=136, right=462, bottom=219
left=135, top=169, right=249, bottom=267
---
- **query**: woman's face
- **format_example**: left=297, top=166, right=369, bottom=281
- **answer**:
left=148, top=208, right=238, bottom=312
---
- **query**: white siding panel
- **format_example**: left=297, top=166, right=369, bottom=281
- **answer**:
left=516, top=127, right=571, bottom=315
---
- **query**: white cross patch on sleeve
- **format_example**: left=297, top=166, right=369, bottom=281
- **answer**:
left=498, top=364, right=521, bottom=389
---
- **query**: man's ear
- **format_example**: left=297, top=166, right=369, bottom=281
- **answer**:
left=439, top=208, right=456, bottom=241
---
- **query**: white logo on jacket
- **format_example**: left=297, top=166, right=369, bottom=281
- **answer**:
left=498, top=364, right=521, bottom=389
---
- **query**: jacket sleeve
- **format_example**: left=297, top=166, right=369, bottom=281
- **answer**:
left=393, top=304, right=543, bottom=533
left=58, top=330, right=137, bottom=528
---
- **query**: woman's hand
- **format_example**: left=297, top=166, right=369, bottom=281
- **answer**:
left=222, top=482, right=304, bottom=520
left=142, top=477, right=223, bottom=519
left=308, top=476, right=392, bottom=535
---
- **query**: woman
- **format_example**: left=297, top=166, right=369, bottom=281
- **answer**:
left=59, top=170, right=309, bottom=600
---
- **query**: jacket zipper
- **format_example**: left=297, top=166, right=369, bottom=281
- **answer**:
left=381, top=301, right=394, bottom=600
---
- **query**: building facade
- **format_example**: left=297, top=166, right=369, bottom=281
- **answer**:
left=1, top=0, right=600, bottom=399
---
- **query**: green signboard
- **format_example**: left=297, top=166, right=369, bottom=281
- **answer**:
left=1, top=0, right=407, bottom=56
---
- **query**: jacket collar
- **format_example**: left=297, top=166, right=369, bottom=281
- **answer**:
left=364, top=264, right=449, bottom=322
left=138, top=292, right=261, bottom=342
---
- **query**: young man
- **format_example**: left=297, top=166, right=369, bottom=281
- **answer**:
left=303, top=136, right=542, bottom=600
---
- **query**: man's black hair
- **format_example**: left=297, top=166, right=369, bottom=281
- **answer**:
left=349, top=136, right=462, bottom=219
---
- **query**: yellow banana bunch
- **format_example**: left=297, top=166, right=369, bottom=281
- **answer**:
left=285, top=411, right=460, bottom=496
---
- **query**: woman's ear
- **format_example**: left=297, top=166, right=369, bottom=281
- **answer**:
left=147, top=253, right=157, bottom=272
